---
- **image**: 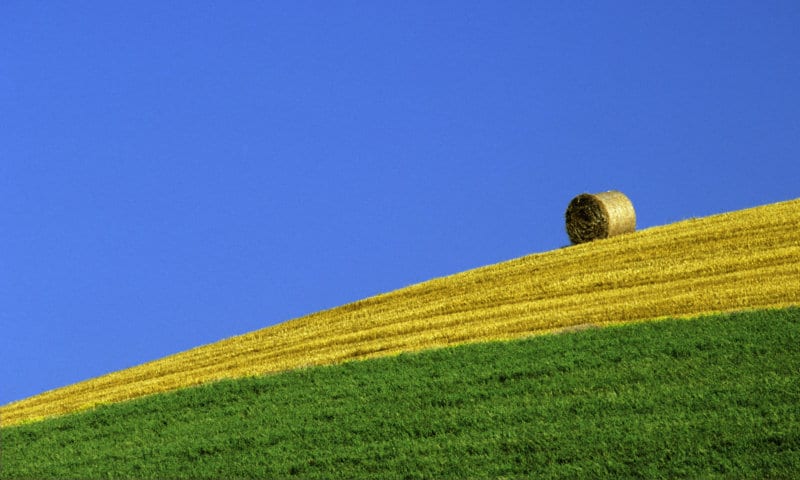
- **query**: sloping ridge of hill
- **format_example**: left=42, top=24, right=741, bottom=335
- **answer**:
left=2, top=198, right=800, bottom=426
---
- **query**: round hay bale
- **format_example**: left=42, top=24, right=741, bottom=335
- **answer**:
left=565, top=190, right=636, bottom=244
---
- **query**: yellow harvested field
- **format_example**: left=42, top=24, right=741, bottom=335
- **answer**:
left=2, top=198, right=799, bottom=426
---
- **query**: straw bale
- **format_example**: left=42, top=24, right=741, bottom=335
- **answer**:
left=565, top=190, right=636, bottom=244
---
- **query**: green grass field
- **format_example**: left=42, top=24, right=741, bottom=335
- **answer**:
left=3, top=308, right=799, bottom=479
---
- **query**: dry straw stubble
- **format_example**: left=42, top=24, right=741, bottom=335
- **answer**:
left=3, top=197, right=799, bottom=427
left=565, top=190, right=636, bottom=244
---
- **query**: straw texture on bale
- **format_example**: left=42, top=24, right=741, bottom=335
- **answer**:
left=565, top=190, right=636, bottom=244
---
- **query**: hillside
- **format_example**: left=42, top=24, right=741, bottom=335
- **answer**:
left=3, top=309, right=799, bottom=479
left=2, top=198, right=799, bottom=426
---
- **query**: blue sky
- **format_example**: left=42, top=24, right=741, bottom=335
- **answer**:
left=2, top=2, right=799, bottom=405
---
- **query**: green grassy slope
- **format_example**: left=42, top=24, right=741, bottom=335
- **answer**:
left=3, top=308, right=799, bottom=479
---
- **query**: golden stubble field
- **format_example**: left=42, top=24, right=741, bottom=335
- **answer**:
left=3, top=198, right=799, bottom=426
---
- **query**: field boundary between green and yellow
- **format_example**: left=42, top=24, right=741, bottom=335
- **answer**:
left=3, top=308, right=799, bottom=479
left=2, top=198, right=799, bottom=427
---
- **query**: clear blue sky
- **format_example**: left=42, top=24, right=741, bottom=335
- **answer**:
left=2, top=2, right=799, bottom=405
